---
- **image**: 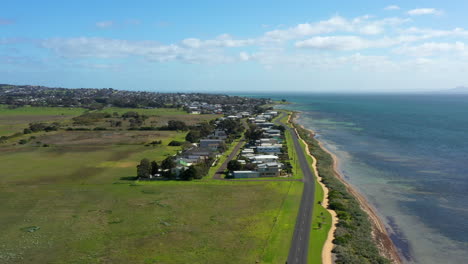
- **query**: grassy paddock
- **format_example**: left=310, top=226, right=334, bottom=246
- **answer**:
left=0, top=107, right=301, bottom=264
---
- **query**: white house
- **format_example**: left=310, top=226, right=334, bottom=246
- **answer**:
left=233, top=171, right=260, bottom=178
left=250, top=155, right=279, bottom=163
left=257, top=144, right=282, bottom=154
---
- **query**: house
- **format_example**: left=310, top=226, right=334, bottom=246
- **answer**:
left=257, top=138, right=279, bottom=144
left=200, top=139, right=224, bottom=149
left=256, top=122, right=275, bottom=128
left=233, top=170, right=260, bottom=178
left=257, top=144, right=282, bottom=154
left=257, top=162, right=283, bottom=177
left=265, top=129, right=281, bottom=134
left=254, top=118, right=266, bottom=123
left=181, top=147, right=215, bottom=160
left=210, top=129, right=227, bottom=140
left=241, top=148, right=255, bottom=155
left=250, top=155, right=279, bottom=163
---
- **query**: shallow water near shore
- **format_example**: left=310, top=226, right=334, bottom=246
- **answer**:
left=245, top=93, right=468, bottom=264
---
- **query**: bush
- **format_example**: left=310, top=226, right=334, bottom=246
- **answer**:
left=168, top=140, right=183, bottom=146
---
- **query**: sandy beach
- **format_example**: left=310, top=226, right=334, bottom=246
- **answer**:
left=291, top=113, right=402, bottom=264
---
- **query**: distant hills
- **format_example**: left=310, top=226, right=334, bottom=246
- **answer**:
left=437, top=86, right=468, bottom=94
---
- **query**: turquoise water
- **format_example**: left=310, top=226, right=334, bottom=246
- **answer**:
left=250, top=93, right=468, bottom=263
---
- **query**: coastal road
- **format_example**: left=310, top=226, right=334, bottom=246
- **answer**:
left=276, top=112, right=316, bottom=264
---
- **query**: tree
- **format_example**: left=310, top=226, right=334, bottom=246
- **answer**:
left=150, top=161, right=159, bottom=176
left=217, top=141, right=227, bottom=153
left=244, top=124, right=263, bottom=141
left=166, top=120, right=187, bottom=131
left=161, top=156, right=175, bottom=170
left=185, top=130, right=200, bottom=143
left=137, top=158, right=151, bottom=178
left=227, top=160, right=242, bottom=171
left=180, top=166, right=197, bottom=181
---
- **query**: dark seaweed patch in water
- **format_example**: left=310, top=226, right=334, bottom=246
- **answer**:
left=387, top=216, right=413, bottom=262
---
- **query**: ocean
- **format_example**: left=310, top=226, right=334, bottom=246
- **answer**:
left=247, top=93, right=468, bottom=264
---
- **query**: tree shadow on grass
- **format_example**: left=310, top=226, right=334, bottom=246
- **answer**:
left=120, top=176, right=138, bottom=181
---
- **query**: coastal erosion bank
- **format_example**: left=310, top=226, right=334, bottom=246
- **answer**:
left=291, top=113, right=401, bottom=264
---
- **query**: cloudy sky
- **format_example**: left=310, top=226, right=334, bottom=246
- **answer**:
left=1, top=0, right=468, bottom=92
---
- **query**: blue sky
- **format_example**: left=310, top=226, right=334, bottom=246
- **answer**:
left=2, top=0, right=468, bottom=92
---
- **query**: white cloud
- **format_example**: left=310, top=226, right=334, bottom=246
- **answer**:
left=96, top=21, right=114, bottom=28
left=295, top=36, right=372, bottom=50
left=295, top=36, right=405, bottom=51
left=385, top=5, right=400, bottom=11
left=407, top=8, right=443, bottom=16
left=182, top=34, right=255, bottom=48
left=394, top=42, right=467, bottom=57
left=261, top=15, right=408, bottom=42
left=239, top=52, right=250, bottom=61
left=41, top=37, right=239, bottom=64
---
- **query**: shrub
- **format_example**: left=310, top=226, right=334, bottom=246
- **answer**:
left=168, top=140, right=183, bottom=146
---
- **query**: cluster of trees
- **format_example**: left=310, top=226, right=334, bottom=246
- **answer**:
left=217, top=119, right=244, bottom=141
left=121, top=111, right=149, bottom=128
left=160, top=120, right=188, bottom=131
left=24, top=122, right=60, bottom=134
left=136, top=156, right=212, bottom=181
left=137, top=157, right=175, bottom=179
left=185, top=122, right=215, bottom=143
left=244, top=124, right=263, bottom=142
left=294, top=124, right=391, bottom=264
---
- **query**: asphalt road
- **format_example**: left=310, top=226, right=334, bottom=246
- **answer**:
left=276, top=113, right=315, bottom=264
left=213, top=119, right=248, bottom=179
left=212, top=138, right=245, bottom=179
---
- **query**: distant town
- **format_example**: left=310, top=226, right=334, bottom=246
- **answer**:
left=0, top=84, right=270, bottom=115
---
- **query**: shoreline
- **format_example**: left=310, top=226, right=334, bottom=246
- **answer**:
left=291, top=113, right=402, bottom=264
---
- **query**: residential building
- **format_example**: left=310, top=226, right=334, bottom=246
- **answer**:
left=233, top=171, right=260, bottom=178
left=257, top=162, right=283, bottom=177
left=257, top=144, right=282, bottom=154
left=200, top=139, right=223, bottom=149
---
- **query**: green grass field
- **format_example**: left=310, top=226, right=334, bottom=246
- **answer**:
left=0, top=106, right=303, bottom=264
